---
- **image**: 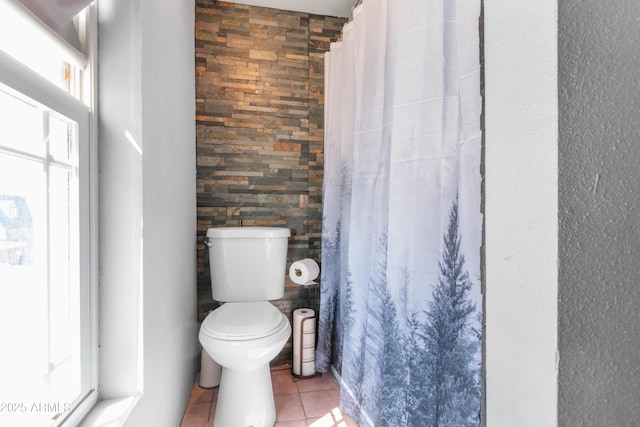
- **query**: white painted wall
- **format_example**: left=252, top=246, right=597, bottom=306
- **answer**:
left=98, top=0, right=144, bottom=400
left=558, top=1, right=640, bottom=425
left=97, top=0, right=197, bottom=425
left=486, top=1, right=640, bottom=425
left=230, top=0, right=354, bottom=17
left=484, top=1, right=558, bottom=425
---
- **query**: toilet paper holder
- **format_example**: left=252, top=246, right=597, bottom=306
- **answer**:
left=291, top=309, right=319, bottom=380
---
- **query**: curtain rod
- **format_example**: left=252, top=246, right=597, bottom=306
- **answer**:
left=349, top=0, right=363, bottom=20
left=337, top=0, right=364, bottom=41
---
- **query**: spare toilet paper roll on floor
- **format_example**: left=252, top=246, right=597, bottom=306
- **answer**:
left=198, top=349, right=221, bottom=388
left=289, top=258, right=320, bottom=286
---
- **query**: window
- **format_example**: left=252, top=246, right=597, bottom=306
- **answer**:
left=0, top=4, right=95, bottom=426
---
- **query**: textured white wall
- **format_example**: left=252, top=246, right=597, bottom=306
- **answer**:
left=558, top=1, right=640, bottom=425
left=98, top=0, right=197, bottom=425
left=484, top=1, right=558, bottom=425
left=98, top=0, right=144, bottom=399
left=230, top=0, right=354, bottom=17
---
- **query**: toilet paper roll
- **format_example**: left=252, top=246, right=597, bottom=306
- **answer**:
left=289, top=258, right=320, bottom=286
left=294, top=336, right=316, bottom=350
left=302, top=336, right=315, bottom=348
left=293, top=359, right=316, bottom=377
left=293, top=360, right=316, bottom=377
left=293, top=308, right=316, bottom=333
left=293, top=345, right=316, bottom=361
left=294, top=337, right=315, bottom=354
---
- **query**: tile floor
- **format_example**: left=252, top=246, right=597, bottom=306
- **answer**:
left=180, top=366, right=358, bottom=427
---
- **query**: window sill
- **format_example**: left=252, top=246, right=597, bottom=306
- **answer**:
left=77, top=394, right=141, bottom=427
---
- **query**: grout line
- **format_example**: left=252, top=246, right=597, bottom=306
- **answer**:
left=298, top=383, right=309, bottom=421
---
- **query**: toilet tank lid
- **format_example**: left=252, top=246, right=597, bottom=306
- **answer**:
left=206, top=227, right=291, bottom=238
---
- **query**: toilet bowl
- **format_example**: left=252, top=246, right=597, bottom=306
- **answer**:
left=199, top=227, right=291, bottom=427
left=199, top=303, right=291, bottom=427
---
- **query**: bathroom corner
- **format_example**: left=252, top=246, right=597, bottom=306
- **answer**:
left=194, top=1, right=346, bottom=367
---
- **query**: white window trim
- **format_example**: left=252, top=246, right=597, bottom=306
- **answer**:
left=78, top=2, right=144, bottom=425
left=0, top=42, right=98, bottom=427
left=0, top=0, right=87, bottom=69
left=67, top=3, right=101, bottom=426
left=484, top=1, right=559, bottom=426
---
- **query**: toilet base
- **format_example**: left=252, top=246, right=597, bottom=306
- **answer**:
left=213, top=363, right=275, bottom=427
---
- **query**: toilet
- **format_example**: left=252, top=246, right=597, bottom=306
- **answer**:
left=198, top=226, right=292, bottom=427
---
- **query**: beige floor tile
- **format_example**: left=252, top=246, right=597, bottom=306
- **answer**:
left=275, top=392, right=306, bottom=421
left=180, top=401, right=211, bottom=427
left=299, top=389, right=341, bottom=419
left=272, top=370, right=299, bottom=395
left=306, top=409, right=358, bottom=427
left=188, top=385, right=215, bottom=405
left=274, top=420, right=309, bottom=427
left=296, top=373, right=338, bottom=393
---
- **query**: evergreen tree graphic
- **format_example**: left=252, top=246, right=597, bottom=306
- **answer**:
left=316, top=220, right=340, bottom=372
left=405, top=310, right=430, bottom=426
left=421, top=198, right=481, bottom=426
left=360, top=229, right=388, bottom=426
left=381, top=286, right=407, bottom=425
left=341, top=325, right=367, bottom=423
left=335, top=267, right=356, bottom=374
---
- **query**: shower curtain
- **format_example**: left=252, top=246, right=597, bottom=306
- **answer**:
left=315, top=0, right=482, bottom=425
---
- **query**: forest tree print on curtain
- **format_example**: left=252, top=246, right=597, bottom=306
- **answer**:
left=314, top=0, right=483, bottom=425
left=318, top=200, right=481, bottom=426
left=419, top=200, right=481, bottom=426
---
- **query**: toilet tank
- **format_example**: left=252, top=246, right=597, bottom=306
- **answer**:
left=206, top=227, right=291, bottom=302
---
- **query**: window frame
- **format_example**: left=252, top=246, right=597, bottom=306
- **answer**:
left=0, top=28, right=98, bottom=427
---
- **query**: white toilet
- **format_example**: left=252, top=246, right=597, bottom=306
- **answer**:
left=199, top=226, right=292, bottom=427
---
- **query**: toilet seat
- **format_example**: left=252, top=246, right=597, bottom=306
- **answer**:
left=201, top=301, right=288, bottom=341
